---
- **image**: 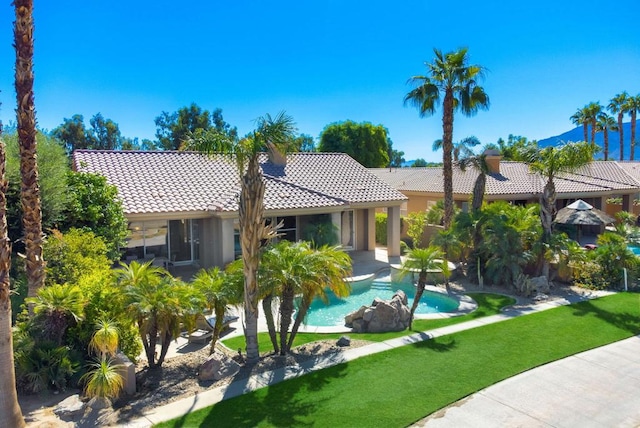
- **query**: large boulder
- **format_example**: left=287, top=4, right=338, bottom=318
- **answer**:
left=345, top=290, right=411, bottom=333
left=198, top=351, right=241, bottom=382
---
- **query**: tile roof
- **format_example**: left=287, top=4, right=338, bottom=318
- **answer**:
left=370, top=160, right=640, bottom=198
left=73, top=150, right=406, bottom=215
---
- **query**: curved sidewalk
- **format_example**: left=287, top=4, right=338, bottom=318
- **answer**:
left=121, top=290, right=623, bottom=427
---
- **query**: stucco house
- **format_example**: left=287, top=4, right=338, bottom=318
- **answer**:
left=370, top=153, right=640, bottom=218
left=73, top=150, right=407, bottom=270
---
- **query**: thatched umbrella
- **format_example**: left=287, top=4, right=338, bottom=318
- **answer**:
left=554, top=199, right=615, bottom=243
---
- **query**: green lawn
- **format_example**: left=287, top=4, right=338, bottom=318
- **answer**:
left=221, top=292, right=515, bottom=352
left=160, top=292, right=640, bottom=428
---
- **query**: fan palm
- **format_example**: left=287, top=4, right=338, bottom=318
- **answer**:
left=187, top=112, right=296, bottom=362
left=625, top=95, right=640, bottom=160
left=570, top=108, right=589, bottom=143
left=433, top=136, right=481, bottom=162
left=458, top=152, right=490, bottom=211
left=520, top=141, right=596, bottom=279
left=585, top=102, right=602, bottom=145
left=596, top=113, right=619, bottom=161
left=404, top=48, right=489, bottom=229
left=0, top=121, right=24, bottom=427
left=400, top=246, right=445, bottom=329
left=608, top=92, right=628, bottom=160
left=14, top=0, right=45, bottom=305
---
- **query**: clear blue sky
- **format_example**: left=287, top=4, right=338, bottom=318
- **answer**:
left=1, top=1, right=639, bottom=162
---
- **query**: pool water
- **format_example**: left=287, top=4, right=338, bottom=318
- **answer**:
left=629, top=246, right=640, bottom=256
left=302, top=279, right=459, bottom=327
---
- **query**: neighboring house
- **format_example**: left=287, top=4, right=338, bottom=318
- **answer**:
left=73, top=150, right=407, bottom=269
left=370, top=154, right=640, bottom=217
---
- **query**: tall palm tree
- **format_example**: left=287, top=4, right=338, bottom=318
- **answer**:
left=405, top=48, right=489, bottom=229
left=187, top=112, right=296, bottom=362
left=400, top=246, right=445, bottom=329
left=14, top=0, right=45, bottom=301
left=520, top=141, right=596, bottom=280
left=596, top=113, right=619, bottom=161
left=433, top=136, right=481, bottom=162
left=608, top=92, right=628, bottom=160
left=0, top=122, right=25, bottom=428
left=625, top=95, right=640, bottom=161
left=458, top=152, right=490, bottom=211
left=585, top=102, right=602, bottom=145
left=570, top=108, right=589, bottom=143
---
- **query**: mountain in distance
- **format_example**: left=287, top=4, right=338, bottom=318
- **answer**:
left=538, top=122, right=637, bottom=160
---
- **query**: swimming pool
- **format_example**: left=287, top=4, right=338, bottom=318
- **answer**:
left=629, top=246, right=640, bottom=256
left=302, top=277, right=460, bottom=327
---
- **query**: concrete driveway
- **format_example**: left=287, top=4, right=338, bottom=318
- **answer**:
left=415, top=335, right=640, bottom=427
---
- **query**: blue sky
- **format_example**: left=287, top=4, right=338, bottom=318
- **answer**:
left=1, top=1, right=639, bottom=162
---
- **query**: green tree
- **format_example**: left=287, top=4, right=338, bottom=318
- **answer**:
left=318, top=120, right=390, bottom=167
left=0, top=120, right=23, bottom=427
left=52, top=114, right=91, bottom=154
left=4, top=130, right=69, bottom=253
left=585, top=102, right=602, bottom=145
left=412, top=158, right=427, bottom=167
left=491, top=135, right=536, bottom=161
left=155, top=104, right=237, bottom=150
left=404, top=47, right=490, bottom=229
left=291, top=134, right=316, bottom=152
left=60, top=172, right=128, bottom=260
left=186, top=112, right=296, bottom=363
left=400, top=246, right=445, bottom=329
left=520, top=141, right=596, bottom=280
left=89, top=113, right=123, bottom=150
left=570, top=107, right=589, bottom=143
left=52, top=113, right=127, bottom=152
left=608, top=92, right=629, bottom=160
left=596, top=113, right=618, bottom=161
left=433, top=136, right=480, bottom=162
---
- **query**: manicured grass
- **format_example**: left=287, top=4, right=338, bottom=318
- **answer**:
left=158, top=293, right=640, bottom=428
left=221, top=292, right=515, bottom=352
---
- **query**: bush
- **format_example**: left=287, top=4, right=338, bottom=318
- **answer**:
left=375, top=213, right=387, bottom=245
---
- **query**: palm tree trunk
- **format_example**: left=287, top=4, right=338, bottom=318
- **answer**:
left=471, top=173, right=486, bottom=211
left=156, top=329, right=172, bottom=367
left=14, top=0, right=45, bottom=303
left=631, top=110, right=637, bottom=161
left=208, top=303, right=226, bottom=354
left=618, top=112, right=624, bottom=160
left=409, top=274, right=426, bottom=330
left=590, top=119, right=596, bottom=144
left=441, top=90, right=455, bottom=229
left=583, top=123, right=588, bottom=144
left=603, top=129, right=609, bottom=161
left=262, top=294, right=279, bottom=354
left=0, top=131, right=25, bottom=428
left=144, top=319, right=159, bottom=368
left=288, top=294, right=312, bottom=350
left=540, top=179, right=556, bottom=280
left=279, top=285, right=295, bottom=355
left=239, top=156, right=265, bottom=363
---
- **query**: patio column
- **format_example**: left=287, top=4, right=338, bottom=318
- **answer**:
left=622, top=194, right=632, bottom=213
left=387, top=206, right=401, bottom=257
left=220, top=218, right=236, bottom=266
left=366, top=209, right=376, bottom=250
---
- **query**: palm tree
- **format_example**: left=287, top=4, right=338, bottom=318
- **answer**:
left=596, top=113, right=619, bottom=161
left=585, top=102, right=602, bottom=145
left=187, top=112, right=296, bottom=363
left=570, top=108, right=589, bottom=143
left=14, top=0, right=45, bottom=302
left=405, top=48, right=489, bottom=229
left=520, top=141, right=596, bottom=280
left=0, top=121, right=25, bottom=427
left=458, top=152, right=490, bottom=211
left=433, top=136, right=481, bottom=162
left=608, top=92, right=628, bottom=160
left=625, top=95, right=640, bottom=161
left=260, top=241, right=351, bottom=355
left=191, top=267, right=242, bottom=353
left=400, top=246, right=445, bottom=329
left=118, top=261, right=200, bottom=368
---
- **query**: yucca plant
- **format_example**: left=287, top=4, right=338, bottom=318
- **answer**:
left=82, top=358, right=124, bottom=399
left=89, top=318, right=119, bottom=360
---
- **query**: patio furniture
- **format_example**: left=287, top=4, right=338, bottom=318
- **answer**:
left=185, top=313, right=240, bottom=344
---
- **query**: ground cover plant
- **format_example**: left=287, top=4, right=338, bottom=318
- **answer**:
left=160, top=292, right=640, bottom=428
left=221, top=292, right=514, bottom=353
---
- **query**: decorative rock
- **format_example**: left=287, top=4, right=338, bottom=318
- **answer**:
left=336, top=336, right=351, bottom=347
left=345, top=290, right=411, bottom=333
left=530, top=276, right=550, bottom=293
left=198, top=351, right=241, bottom=382
left=54, top=394, right=85, bottom=419
left=113, top=351, right=136, bottom=395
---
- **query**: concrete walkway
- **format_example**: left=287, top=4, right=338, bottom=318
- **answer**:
left=119, top=289, right=634, bottom=427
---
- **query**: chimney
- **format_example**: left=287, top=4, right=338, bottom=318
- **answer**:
left=267, top=142, right=287, bottom=166
left=483, top=148, right=502, bottom=174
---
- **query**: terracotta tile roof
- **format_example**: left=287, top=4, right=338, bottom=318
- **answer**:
left=73, top=150, right=406, bottom=215
left=370, top=160, right=640, bottom=198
